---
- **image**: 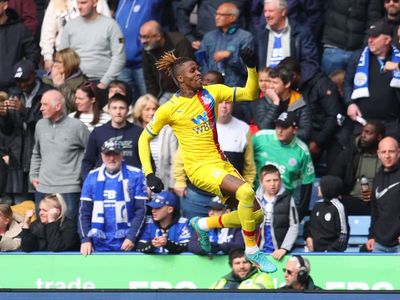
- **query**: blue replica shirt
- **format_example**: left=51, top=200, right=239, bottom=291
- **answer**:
left=79, top=163, right=147, bottom=251
left=138, top=216, right=191, bottom=253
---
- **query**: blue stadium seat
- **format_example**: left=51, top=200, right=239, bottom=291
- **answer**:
left=346, top=215, right=370, bottom=252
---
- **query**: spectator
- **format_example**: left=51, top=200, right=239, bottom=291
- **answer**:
left=384, top=0, right=400, bottom=48
left=40, top=0, right=110, bottom=71
left=366, top=137, right=400, bottom=253
left=140, top=20, right=194, bottom=103
left=136, top=191, right=190, bottom=254
left=7, top=0, right=37, bottom=35
left=188, top=197, right=244, bottom=255
left=321, top=0, right=383, bottom=75
left=256, top=0, right=319, bottom=84
left=114, top=0, right=164, bottom=103
left=329, top=121, right=385, bottom=215
left=199, top=2, right=254, bottom=87
left=42, top=48, right=88, bottom=113
left=0, top=60, right=52, bottom=203
left=59, top=0, right=125, bottom=89
left=0, top=0, right=40, bottom=91
left=345, top=20, right=400, bottom=140
left=304, top=175, right=349, bottom=252
left=256, top=164, right=299, bottom=260
left=202, top=70, right=225, bottom=86
left=211, top=248, right=274, bottom=289
left=255, top=64, right=312, bottom=142
left=278, top=57, right=344, bottom=169
left=81, top=93, right=143, bottom=179
left=131, top=94, right=159, bottom=128
left=253, top=112, right=315, bottom=219
left=280, top=255, right=321, bottom=290
left=20, top=193, right=80, bottom=252
left=132, top=94, right=177, bottom=190
left=78, top=140, right=147, bottom=255
left=29, top=89, right=89, bottom=221
left=69, top=81, right=111, bottom=131
left=176, top=0, right=249, bottom=50
left=0, top=203, right=22, bottom=251
left=250, top=0, right=323, bottom=40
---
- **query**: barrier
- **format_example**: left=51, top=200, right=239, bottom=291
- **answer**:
left=0, top=253, right=399, bottom=290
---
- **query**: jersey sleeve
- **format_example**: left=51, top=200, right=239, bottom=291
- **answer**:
left=301, top=152, right=316, bottom=185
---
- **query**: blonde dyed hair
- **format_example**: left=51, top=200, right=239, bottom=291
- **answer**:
left=41, top=193, right=68, bottom=223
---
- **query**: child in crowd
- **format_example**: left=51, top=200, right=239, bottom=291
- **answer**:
left=304, top=175, right=349, bottom=252
left=256, top=164, right=299, bottom=260
left=188, top=197, right=244, bottom=255
left=136, top=191, right=190, bottom=254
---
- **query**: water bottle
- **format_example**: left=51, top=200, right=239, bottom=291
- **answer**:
left=360, top=176, right=369, bottom=192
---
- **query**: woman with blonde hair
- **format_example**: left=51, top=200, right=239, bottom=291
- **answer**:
left=133, top=94, right=178, bottom=190
left=20, top=194, right=79, bottom=252
left=40, top=0, right=111, bottom=71
left=0, top=204, right=22, bottom=251
left=42, top=48, right=88, bottom=112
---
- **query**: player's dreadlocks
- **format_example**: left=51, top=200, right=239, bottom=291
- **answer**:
left=155, top=51, right=194, bottom=83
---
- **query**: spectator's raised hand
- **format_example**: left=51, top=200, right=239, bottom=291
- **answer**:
left=23, top=210, right=35, bottom=229
left=265, top=89, right=280, bottom=105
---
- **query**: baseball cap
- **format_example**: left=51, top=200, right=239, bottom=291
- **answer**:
left=101, top=140, right=122, bottom=154
left=275, top=111, right=298, bottom=128
left=147, top=191, right=180, bottom=209
left=14, top=60, right=35, bottom=80
left=207, top=196, right=227, bottom=210
left=366, top=20, right=392, bottom=37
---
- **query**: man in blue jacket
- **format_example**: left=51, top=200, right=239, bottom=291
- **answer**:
left=79, top=140, right=147, bottom=255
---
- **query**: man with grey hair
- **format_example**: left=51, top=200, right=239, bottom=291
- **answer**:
left=140, top=20, right=194, bottom=103
left=280, top=255, right=321, bottom=290
left=30, top=89, right=89, bottom=221
left=199, top=2, right=254, bottom=87
left=255, top=0, right=319, bottom=84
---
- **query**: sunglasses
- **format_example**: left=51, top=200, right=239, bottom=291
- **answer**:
left=283, top=268, right=295, bottom=275
left=385, top=0, right=400, bottom=4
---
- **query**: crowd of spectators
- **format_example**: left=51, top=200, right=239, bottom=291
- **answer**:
left=0, top=0, right=400, bottom=278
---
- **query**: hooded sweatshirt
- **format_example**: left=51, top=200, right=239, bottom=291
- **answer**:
left=304, top=175, right=349, bottom=252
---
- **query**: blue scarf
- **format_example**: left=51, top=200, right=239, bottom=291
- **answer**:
left=352, top=46, right=400, bottom=100
left=269, top=32, right=283, bottom=67
left=87, top=162, right=133, bottom=240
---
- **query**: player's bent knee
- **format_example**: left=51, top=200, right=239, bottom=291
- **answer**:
left=235, top=183, right=254, bottom=207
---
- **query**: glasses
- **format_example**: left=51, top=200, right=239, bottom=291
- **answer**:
left=283, top=268, right=295, bottom=275
left=138, top=34, right=158, bottom=41
left=215, top=12, right=234, bottom=17
left=385, top=0, right=400, bottom=3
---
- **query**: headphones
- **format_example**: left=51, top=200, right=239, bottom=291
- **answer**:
left=293, top=255, right=309, bottom=286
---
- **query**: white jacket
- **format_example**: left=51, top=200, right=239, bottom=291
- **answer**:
left=40, top=0, right=111, bottom=61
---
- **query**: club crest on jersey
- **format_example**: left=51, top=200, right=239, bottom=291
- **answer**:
left=201, top=93, right=213, bottom=105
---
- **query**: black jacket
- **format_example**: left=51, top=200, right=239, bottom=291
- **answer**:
left=369, top=164, right=400, bottom=247
left=300, top=72, right=343, bottom=148
left=142, top=32, right=194, bottom=98
left=0, top=9, right=40, bottom=90
left=0, top=81, right=52, bottom=193
left=255, top=17, right=319, bottom=84
left=20, top=218, right=80, bottom=252
left=81, top=121, right=143, bottom=180
left=322, top=0, right=383, bottom=50
left=254, top=90, right=312, bottom=142
left=304, top=198, right=349, bottom=252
